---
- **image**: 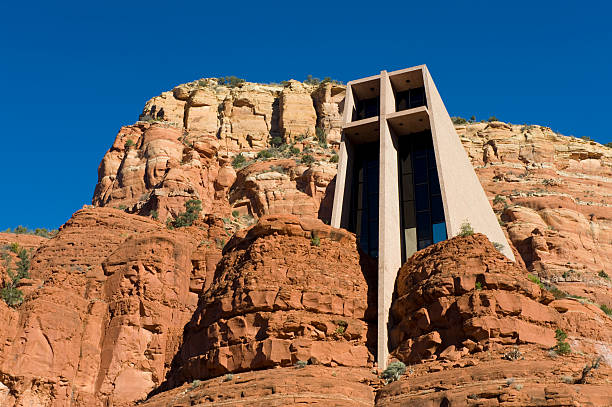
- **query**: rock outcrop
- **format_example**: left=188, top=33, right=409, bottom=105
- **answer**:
left=0, top=208, right=227, bottom=406
left=164, top=214, right=377, bottom=387
left=378, top=233, right=612, bottom=406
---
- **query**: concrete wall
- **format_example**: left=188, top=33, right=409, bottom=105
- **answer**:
left=423, top=66, right=515, bottom=260
left=377, top=71, right=402, bottom=367
left=331, top=85, right=355, bottom=229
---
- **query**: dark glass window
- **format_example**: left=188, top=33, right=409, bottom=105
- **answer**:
left=398, top=131, right=447, bottom=261
left=349, top=142, right=379, bottom=258
left=395, top=86, right=427, bottom=111
left=353, top=96, right=380, bottom=121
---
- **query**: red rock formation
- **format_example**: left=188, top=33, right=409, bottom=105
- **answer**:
left=142, top=366, right=377, bottom=406
left=379, top=233, right=612, bottom=406
left=0, top=208, right=227, bottom=406
left=164, top=215, right=377, bottom=387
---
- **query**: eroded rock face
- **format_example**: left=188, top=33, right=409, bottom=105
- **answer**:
left=92, top=123, right=231, bottom=221
left=279, top=80, right=317, bottom=142
left=380, top=233, right=612, bottom=406
left=143, top=366, right=377, bottom=406
left=228, top=159, right=336, bottom=221
left=390, top=234, right=612, bottom=362
left=164, top=214, right=377, bottom=387
left=0, top=208, right=227, bottom=406
left=459, top=122, right=612, bottom=279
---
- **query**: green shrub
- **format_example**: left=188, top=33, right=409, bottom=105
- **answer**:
left=232, top=153, right=247, bottom=169
left=125, top=139, right=134, bottom=147
left=270, top=136, right=283, bottom=147
left=223, top=373, right=234, bottom=382
left=527, top=274, right=545, bottom=289
left=469, top=115, right=476, bottom=123
left=458, top=221, right=474, bottom=237
left=310, top=235, right=320, bottom=247
left=150, top=210, right=159, bottom=220
left=330, top=154, right=339, bottom=163
left=289, top=146, right=300, bottom=156
left=232, top=210, right=240, bottom=218
left=598, top=270, right=610, bottom=279
left=168, top=199, right=202, bottom=228
left=600, top=304, right=612, bottom=316
left=554, top=329, right=571, bottom=355
left=475, top=281, right=483, bottom=290
left=605, top=142, right=612, bottom=148
left=335, top=319, right=348, bottom=334
left=304, top=75, right=321, bottom=86
left=1, top=258, right=25, bottom=307
left=16, top=248, right=30, bottom=279
left=118, top=204, right=127, bottom=210
left=315, top=127, right=327, bottom=146
left=295, top=360, right=308, bottom=368
left=301, top=154, right=315, bottom=165
left=1, top=282, right=23, bottom=307
left=3, top=227, right=57, bottom=238
left=217, top=76, right=245, bottom=87
left=548, top=285, right=568, bottom=299
left=451, top=116, right=467, bottom=125
left=488, top=116, right=498, bottom=122
left=256, top=149, right=274, bottom=159
left=381, top=361, right=406, bottom=384
left=493, top=195, right=506, bottom=205
left=190, top=379, right=202, bottom=389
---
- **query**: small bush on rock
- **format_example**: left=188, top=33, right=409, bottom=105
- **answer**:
left=330, top=154, right=339, bottom=163
left=301, top=154, right=315, bottom=165
left=168, top=199, right=202, bottom=229
left=493, top=195, right=506, bottom=205
left=310, top=235, right=320, bottom=247
left=458, top=221, right=474, bottom=237
left=381, top=361, right=406, bottom=384
left=554, top=329, right=571, bottom=355
left=232, top=153, right=247, bottom=169
left=295, top=360, right=308, bottom=369
left=600, top=304, right=612, bottom=316
left=315, top=127, right=327, bottom=146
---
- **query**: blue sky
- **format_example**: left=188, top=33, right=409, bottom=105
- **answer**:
left=1, top=0, right=610, bottom=230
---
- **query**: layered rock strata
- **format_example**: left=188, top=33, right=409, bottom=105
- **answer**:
left=164, top=214, right=377, bottom=387
left=0, top=208, right=227, bottom=406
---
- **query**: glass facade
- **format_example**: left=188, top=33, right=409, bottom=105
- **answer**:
left=395, top=86, right=426, bottom=112
left=349, top=142, right=380, bottom=258
left=398, top=132, right=446, bottom=261
left=353, top=96, right=380, bottom=121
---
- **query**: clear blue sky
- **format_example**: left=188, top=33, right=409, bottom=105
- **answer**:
left=1, top=1, right=610, bottom=230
